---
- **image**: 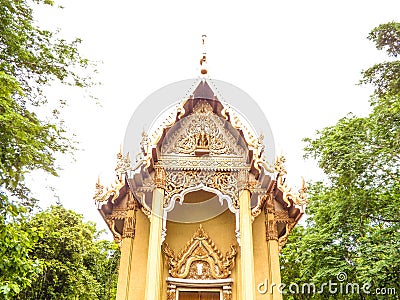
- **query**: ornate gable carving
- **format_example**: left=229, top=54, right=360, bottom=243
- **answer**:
left=164, top=170, right=240, bottom=208
left=162, top=225, right=237, bottom=280
left=161, top=101, right=247, bottom=157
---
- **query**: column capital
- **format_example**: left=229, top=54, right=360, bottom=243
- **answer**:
left=265, top=219, right=279, bottom=241
left=154, top=166, right=166, bottom=189
left=122, top=215, right=136, bottom=239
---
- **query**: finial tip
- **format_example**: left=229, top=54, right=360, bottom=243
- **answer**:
left=200, top=34, right=208, bottom=75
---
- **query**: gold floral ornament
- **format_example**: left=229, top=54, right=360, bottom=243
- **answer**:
left=162, top=225, right=237, bottom=280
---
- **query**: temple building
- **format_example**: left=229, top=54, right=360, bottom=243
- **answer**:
left=93, top=67, right=307, bottom=299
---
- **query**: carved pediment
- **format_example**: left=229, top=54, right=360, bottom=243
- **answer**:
left=161, top=101, right=247, bottom=158
left=164, top=170, right=240, bottom=209
left=162, top=225, right=237, bottom=280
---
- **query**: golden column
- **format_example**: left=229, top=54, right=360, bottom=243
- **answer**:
left=265, top=194, right=283, bottom=300
left=144, top=167, right=165, bottom=300
left=239, top=189, right=256, bottom=300
left=115, top=192, right=138, bottom=300
left=115, top=209, right=136, bottom=300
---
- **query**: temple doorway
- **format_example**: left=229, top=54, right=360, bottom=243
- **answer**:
left=178, top=291, right=220, bottom=300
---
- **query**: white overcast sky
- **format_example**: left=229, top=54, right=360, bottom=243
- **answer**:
left=28, top=0, right=400, bottom=234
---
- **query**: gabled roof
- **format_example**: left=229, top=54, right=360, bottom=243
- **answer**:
left=193, top=80, right=215, bottom=100
left=146, top=79, right=263, bottom=160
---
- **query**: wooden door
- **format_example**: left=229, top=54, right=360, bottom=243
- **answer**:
left=179, top=291, right=220, bottom=300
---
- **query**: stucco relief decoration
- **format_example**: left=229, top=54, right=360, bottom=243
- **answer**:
left=162, top=101, right=246, bottom=157
left=162, top=225, right=237, bottom=280
left=164, top=170, right=239, bottom=208
left=159, top=157, right=249, bottom=171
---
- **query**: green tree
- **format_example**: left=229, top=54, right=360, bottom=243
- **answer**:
left=280, top=22, right=400, bottom=300
left=19, top=205, right=120, bottom=300
left=0, top=0, right=94, bottom=203
left=0, top=204, right=41, bottom=298
left=0, top=0, right=95, bottom=296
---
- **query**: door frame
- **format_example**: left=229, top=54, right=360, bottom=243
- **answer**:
left=177, top=288, right=222, bottom=300
left=166, top=277, right=233, bottom=300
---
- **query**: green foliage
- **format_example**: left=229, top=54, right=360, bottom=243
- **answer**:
left=0, top=204, right=42, bottom=299
left=18, top=205, right=120, bottom=300
left=0, top=0, right=97, bottom=297
left=0, top=0, right=95, bottom=202
left=0, top=72, right=66, bottom=202
left=360, top=22, right=400, bottom=99
left=0, top=0, right=93, bottom=104
left=280, top=22, right=400, bottom=300
left=368, top=22, right=400, bottom=58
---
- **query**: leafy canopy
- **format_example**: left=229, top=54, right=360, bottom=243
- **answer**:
left=280, top=22, right=400, bottom=300
left=18, top=205, right=120, bottom=300
left=0, top=0, right=95, bottom=203
left=0, top=0, right=96, bottom=297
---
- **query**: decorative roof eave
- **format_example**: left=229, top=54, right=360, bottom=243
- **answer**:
left=94, top=180, right=130, bottom=245
left=94, top=151, right=151, bottom=244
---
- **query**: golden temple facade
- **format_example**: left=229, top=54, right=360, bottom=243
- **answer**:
left=94, top=79, right=307, bottom=300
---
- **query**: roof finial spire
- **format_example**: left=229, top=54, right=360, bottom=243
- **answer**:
left=200, top=34, right=208, bottom=75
